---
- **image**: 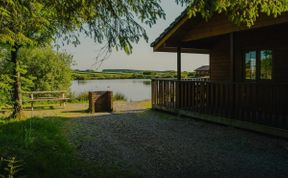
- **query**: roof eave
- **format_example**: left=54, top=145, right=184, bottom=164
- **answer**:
left=151, top=9, right=189, bottom=50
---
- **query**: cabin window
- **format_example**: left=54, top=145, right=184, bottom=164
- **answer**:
left=245, top=51, right=257, bottom=80
left=244, top=50, right=272, bottom=80
left=260, top=50, right=272, bottom=80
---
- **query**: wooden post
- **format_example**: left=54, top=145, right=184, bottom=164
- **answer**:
left=230, top=33, right=235, bottom=117
left=62, top=92, right=66, bottom=108
left=176, top=46, right=182, bottom=108
left=31, top=93, right=34, bottom=111
left=177, top=46, right=182, bottom=80
left=89, top=92, right=95, bottom=113
left=230, top=33, right=235, bottom=82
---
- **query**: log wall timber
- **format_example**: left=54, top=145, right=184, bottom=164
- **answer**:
left=210, top=35, right=231, bottom=81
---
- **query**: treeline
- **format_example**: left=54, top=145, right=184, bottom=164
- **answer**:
left=72, top=69, right=197, bottom=80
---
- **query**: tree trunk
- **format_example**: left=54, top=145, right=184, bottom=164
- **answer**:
left=11, top=47, right=23, bottom=119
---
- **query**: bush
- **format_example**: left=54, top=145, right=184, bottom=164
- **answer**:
left=19, top=47, right=73, bottom=91
left=68, top=92, right=89, bottom=103
left=113, top=93, right=127, bottom=101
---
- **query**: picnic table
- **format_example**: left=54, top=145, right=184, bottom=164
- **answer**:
left=25, top=91, right=70, bottom=111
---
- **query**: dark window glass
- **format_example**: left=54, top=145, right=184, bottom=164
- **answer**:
left=260, top=50, right=272, bottom=80
left=245, top=51, right=257, bottom=80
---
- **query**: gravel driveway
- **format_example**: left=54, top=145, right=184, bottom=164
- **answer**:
left=67, top=110, right=288, bottom=178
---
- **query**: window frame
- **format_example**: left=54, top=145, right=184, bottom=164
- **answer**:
left=243, top=49, right=273, bottom=81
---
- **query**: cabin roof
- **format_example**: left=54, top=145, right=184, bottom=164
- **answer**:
left=194, top=65, right=209, bottom=72
left=151, top=10, right=288, bottom=54
left=150, top=9, right=188, bottom=48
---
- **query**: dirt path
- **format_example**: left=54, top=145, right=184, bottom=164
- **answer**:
left=67, top=109, right=288, bottom=178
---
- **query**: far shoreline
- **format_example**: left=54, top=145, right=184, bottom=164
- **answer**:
left=73, top=78, right=153, bottom=81
left=72, top=69, right=196, bottom=80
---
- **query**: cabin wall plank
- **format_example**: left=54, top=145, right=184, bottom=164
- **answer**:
left=210, top=35, right=231, bottom=81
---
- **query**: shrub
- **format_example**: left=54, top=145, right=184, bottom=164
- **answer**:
left=68, top=92, right=89, bottom=103
left=19, top=47, right=73, bottom=91
left=113, top=93, right=127, bottom=101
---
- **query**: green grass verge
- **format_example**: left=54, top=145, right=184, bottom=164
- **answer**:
left=0, top=118, right=80, bottom=178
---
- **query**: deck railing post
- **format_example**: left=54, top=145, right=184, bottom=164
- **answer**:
left=151, top=79, right=154, bottom=108
left=176, top=46, right=182, bottom=108
left=230, top=33, right=236, bottom=118
left=176, top=80, right=179, bottom=108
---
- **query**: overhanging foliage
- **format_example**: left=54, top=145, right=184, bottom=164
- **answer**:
left=176, top=0, right=288, bottom=27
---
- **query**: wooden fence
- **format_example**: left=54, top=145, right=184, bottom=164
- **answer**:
left=152, top=79, right=288, bottom=129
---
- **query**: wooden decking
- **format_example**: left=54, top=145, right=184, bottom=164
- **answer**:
left=152, top=79, right=288, bottom=130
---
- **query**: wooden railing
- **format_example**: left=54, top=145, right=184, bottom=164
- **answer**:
left=152, top=79, right=288, bottom=129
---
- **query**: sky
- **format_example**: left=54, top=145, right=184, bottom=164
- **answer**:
left=59, top=0, right=209, bottom=72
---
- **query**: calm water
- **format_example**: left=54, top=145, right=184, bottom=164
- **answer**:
left=70, top=79, right=151, bottom=101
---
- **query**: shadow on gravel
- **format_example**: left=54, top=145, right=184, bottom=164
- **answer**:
left=67, top=110, right=288, bottom=178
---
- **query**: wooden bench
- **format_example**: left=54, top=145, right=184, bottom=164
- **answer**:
left=25, top=91, right=70, bottom=111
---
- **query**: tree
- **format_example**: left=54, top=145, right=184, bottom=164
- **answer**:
left=0, top=46, right=13, bottom=110
left=19, top=47, right=73, bottom=91
left=0, top=0, right=164, bottom=118
left=0, top=46, right=35, bottom=109
left=176, top=0, right=288, bottom=27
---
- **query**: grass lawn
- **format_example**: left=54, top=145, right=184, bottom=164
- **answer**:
left=0, top=117, right=81, bottom=178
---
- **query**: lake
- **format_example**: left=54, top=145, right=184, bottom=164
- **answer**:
left=70, top=79, right=151, bottom=101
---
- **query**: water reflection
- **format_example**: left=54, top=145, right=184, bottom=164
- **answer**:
left=70, top=79, right=151, bottom=101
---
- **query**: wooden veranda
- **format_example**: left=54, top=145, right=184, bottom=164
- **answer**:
left=152, top=79, right=288, bottom=130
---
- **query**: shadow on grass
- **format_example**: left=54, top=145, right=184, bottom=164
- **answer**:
left=23, top=105, right=64, bottom=110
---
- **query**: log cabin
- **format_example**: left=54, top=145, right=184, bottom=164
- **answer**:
left=151, top=10, right=288, bottom=137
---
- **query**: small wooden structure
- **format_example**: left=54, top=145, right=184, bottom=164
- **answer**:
left=194, top=65, right=210, bottom=77
left=88, top=91, right=113, bottom=113
left=27, top=91, right=69, bottom=111
left=151, top=11, right=288, bottom=136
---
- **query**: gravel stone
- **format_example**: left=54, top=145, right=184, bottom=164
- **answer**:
left=67, top=110, right=288, bottom=178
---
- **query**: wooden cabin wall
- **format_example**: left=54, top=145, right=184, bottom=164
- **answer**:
left=209, top=35, right=231, bottom=81
left=234, top=23, right=288, bottom=82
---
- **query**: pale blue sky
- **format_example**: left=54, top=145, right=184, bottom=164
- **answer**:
left=59, top=0, right=209, bottom=72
